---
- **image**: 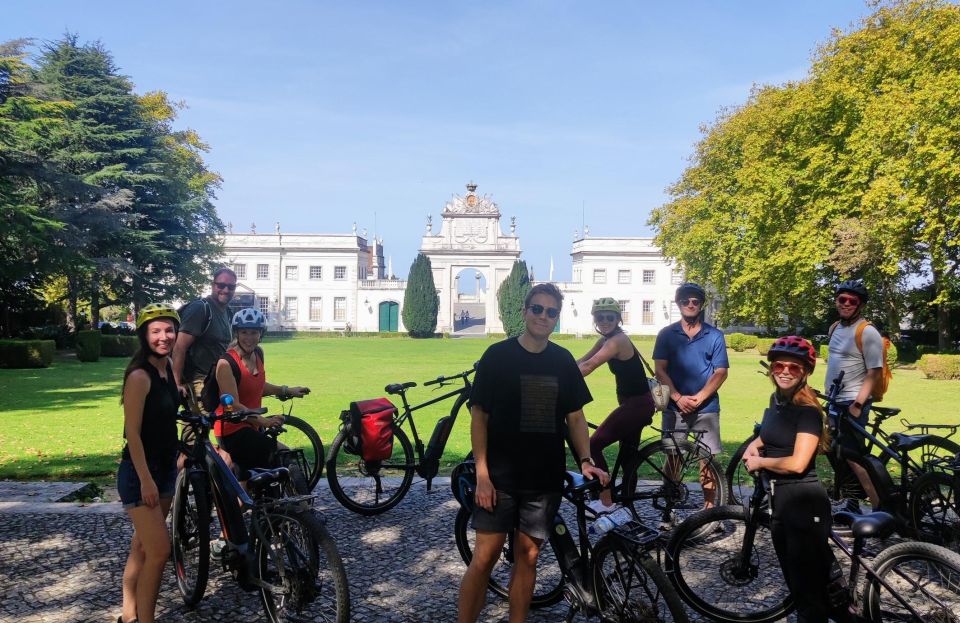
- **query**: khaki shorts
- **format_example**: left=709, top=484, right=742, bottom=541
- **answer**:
left=190, top=377, right=209, bottom=415
left=661, top=410, right=722, bottom=455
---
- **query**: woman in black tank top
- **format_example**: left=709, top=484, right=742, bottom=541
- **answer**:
left=577, top=298, right=656, bottom=513
left=115, top=304, right=182, bottom=623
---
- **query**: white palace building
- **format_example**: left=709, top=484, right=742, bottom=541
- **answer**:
left=219, top=183, right=686, bottom=336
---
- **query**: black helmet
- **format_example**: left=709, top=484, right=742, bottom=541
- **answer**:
left=675, top=282, right=706, bottom=303
left=835, top=279, right=868, bottom=303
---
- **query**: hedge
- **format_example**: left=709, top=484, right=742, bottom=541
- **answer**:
left=819, top=344, right=829, bottom=361
left=727, top=332, right=758, bottom=352
left=101, top=335, right=139, bottom=357
left=755, top=338, right=774, bottom=356
left=76, top=330, right=101, bottom=362
left=0, top=339, right=55, bottom=368
left=917, top=355, right=960, bottom=380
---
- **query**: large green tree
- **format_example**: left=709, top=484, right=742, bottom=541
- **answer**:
left=497, top=260, right=531, bottom=337
left=651, top=0, right=960, bottom=347
left=401, top=253, right=438, bottom=337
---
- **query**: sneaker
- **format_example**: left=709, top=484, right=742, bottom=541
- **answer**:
left=587, top=499, right=619, bottom=516
left=210, top=538, right=227, bottom=560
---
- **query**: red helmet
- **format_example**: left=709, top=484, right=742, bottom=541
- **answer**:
left=768, top=335, right=817, bottom=371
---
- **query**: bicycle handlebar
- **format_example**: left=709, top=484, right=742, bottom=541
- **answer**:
left=178, top=406, right=268, bottom=426
left=421, top=365, right=477, bottom=387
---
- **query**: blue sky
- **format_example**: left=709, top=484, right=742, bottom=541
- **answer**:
left=5, top=1, right=876, bottom=280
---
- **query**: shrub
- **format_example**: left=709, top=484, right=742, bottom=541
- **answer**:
left=819, top=344, right=829, bottom=361
left=755, top=338, right=774, bottom=356
left=497, top=260, right=531, bottom=338
left=0, top=339, right=55, bottom=368
left=101, top=335, right=139, bottom=357
left=75, top=330, right=101, bottom=362
left=886, top=341, right=898, bottom=367
left=893, top=340, right=917, bottom=364
left=401, top=253, right=439, bottom=338
left=917, top=355, right=960, bottom=380
left=727, top=332, right=756, bottom=352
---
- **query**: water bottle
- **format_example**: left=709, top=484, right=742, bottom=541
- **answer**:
left=590, top=507, right=634, bottom=536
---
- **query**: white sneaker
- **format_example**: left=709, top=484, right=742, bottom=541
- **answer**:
left=658, top=511, right=678, bottom=530
left=587, top=500, right=619, bottom=516
left=210, top=538, right=227, bottom=560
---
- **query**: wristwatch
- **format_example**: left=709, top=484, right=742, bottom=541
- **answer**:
left=852, top=401, right=863, bottom=410
left=580, top=457, right=595, bottom=467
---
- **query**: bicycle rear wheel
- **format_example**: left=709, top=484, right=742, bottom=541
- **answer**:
left=665, top=505, right=792, bottom=623
left=255, top=509, right=350, bottom=623
left=593, top=536, right=690, bottom=622
left=453, top=506, right=565, bottom=608
left=326, top=424, right=414, bottom=515
left=862, top=541, right=960, bottom=622
left=881, top=434, right=960, bottom=482
left=171, top=469, right=211, bottom=606
left=623, top=438, right=727, bottom=538
left=909, top=470, right=960, bottom=550
left=725, top=435, right=755, bottom=505
left=276, top=415, right=324, bottom=493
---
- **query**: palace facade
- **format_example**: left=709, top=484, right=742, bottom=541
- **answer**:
left=219, top=184, right=686, bottom=336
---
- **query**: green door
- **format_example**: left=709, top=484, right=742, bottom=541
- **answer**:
left=379, top=301, right=399, bottom=332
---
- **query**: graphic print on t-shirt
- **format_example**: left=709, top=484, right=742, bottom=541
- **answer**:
left=520, top=374, right=559, bottom=433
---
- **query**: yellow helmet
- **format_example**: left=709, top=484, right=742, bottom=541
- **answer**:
left=136, top=303, right=181, bottom=330
left=591, top=297, right=621, bottom=316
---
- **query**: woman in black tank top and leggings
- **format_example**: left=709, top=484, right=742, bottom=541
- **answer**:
left=115, top=304, right=182, bottom=623
left=742, top=336, right=837, bottom=623
left=577, top=297, right=655, bottom=514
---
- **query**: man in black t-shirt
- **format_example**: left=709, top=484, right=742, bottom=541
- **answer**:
left=458, top=283, right=607, bottom=623
left=172, top=267, right=237, bottom=412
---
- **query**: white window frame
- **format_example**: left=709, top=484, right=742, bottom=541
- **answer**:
left=334, top=297, right=346, bottom=321
left=642, top=269, right=656, bottom=285
left=642, top=300, right=654, bottom=325
left=618, top=269, right=631, bottom=285
left=309, top=265, right=322, bottom=280
left=618, top=300, right=630, bottom=324
left=284, top=296, right=298, bottom=322
left=593, top=269, right=606, bottom=285
left=233, top=263, right=247, bottom=279
left=334, top=266, right=347, bottom=280
left=257, top=296, right=270, bottom=314
left=256, top=264, right=269, bottom=280
left=309, top=297, right=322, bottom=322
left=671, top=269, right=684, bottom=285
left=285, top=265, right=299, bottom=281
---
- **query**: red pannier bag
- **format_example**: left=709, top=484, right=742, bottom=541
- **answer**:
left=350, top=398, right=396, bottom=462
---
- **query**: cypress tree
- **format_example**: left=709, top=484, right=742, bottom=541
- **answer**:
left=402, top=253, right=438, bottom=338
left=497, top=260, right=531, bottom=337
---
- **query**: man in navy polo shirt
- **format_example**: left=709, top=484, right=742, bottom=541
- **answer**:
left=653, top=282, right=729, bottom=525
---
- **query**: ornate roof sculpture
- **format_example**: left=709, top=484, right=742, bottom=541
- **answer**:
left=443, top=182, right=500, bottom=215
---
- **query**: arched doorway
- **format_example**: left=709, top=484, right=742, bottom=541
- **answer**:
left=378, top=301, right=399, bottom=332
left=453, top=268, right=487, bottom=334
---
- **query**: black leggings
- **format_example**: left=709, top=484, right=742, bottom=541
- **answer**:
left=589, top=392, right=655, bottom=473
left=769, top=479, right=834, bottom=623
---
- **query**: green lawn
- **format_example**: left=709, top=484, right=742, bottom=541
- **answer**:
left=1, top=335, right=956, bottom=481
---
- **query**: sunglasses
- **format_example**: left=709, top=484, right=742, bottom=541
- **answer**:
left=594, top=313, right=618, bottom=323
left=214, top=282, right=237, bottom=290
left=527, top=304, right=560, bottom=319
left=771, top=361, right=806, bottom=376
left=836, top=294, right=860, bottom=306
left=678, top=298, right=702, bottom=307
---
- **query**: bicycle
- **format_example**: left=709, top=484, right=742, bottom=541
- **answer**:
left=910, top=453, right=960, bottom=550
left=725, top=365, right=960, bottom=508
left=452, top=460, right=690, bottom=622
left=665, top=470, right=960, bottom=622
left=171, top=397, right=350, bottom=622
left=325, top=364, right=475, bottom=514
left=585, top=423, right=728, bottom=539
left=263, top=394, right=325, bottom=494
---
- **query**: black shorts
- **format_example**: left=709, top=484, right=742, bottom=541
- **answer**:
left=220, top=427, right=277, bottom=479
left=471, top=490, right=561, bottom=541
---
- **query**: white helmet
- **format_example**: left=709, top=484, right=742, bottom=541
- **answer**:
left=232, top=308, right=266, bottom=334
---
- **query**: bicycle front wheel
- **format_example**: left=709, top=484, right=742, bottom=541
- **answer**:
left=453, top=506, right=565, bottom=608
left=277, top=415, right=325, bottom=493
left=910, top=469, right=960, bottom=550
left=724, top=435, right=756, bottom=505
left=255, top=509, right=350, bottom=623
left=862, top=540, right=960, bottom=622
left=593, top=536, right=690, bottom=622
left=665, top=505, right=792, bottom=623
left=171, top=469, right=211, bottom=606
left=326, top=424, right=414, bottom=515
left=624, top=438, right=727, bottom=537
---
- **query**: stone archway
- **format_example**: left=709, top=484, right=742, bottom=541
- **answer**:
left=452, top=268, right=487, bottom=334
left=420, top=183, right=521, bottom=334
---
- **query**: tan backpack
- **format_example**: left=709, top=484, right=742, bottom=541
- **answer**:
left=828, top=319, right=893, bottom=402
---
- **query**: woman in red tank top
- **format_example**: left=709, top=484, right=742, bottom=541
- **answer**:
left=214, top=308, right=310, bottom=479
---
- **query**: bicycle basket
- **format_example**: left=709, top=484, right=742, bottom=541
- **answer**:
left=611, top=519, right=660, bottom=549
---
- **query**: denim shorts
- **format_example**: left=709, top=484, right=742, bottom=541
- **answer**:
left=117, top=456, right=177, bottom=509
left=471, top=490, right=562, bottom=541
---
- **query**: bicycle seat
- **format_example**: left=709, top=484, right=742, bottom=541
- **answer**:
left=871, top=406, right=901, bottom=418
left=835, top=511, right=897, bottom=540
left=385, top=382, right=416, bottom=395
left=887, top=432, right=935, bottom=451
left=247, top=467, right=290, bottom=495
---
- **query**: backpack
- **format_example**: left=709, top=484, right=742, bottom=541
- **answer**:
left=828, top=319, right=893, bottom=402
left=199, top=347, right=265, bottom=413
left=178, top=298, right=214, bottom=336
left=349, top=397, right=397, bottom=462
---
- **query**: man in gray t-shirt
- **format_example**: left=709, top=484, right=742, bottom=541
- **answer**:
left=824, top=278, right=883, bottom=508
left=172, top=267, right=237, bottom=411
